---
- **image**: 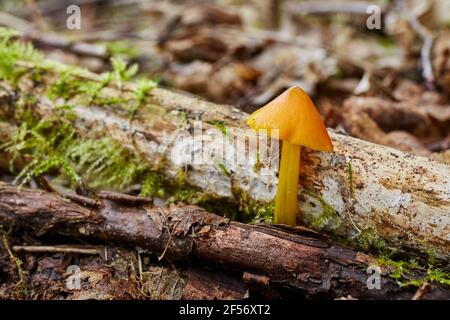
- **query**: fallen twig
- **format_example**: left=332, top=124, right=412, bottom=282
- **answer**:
left=412, top=282, right=431, bottom=300
left=12, top=245, right=102, bottom=255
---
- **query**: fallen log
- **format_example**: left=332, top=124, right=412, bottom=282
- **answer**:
left=0, top=58, right=449, bottom=259
left=0, top=235, right=247, bottom=300
left=0, top=183, right=448, bottom=299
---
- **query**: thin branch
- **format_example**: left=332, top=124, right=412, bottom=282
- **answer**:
left=12, top=245, right=102, bottom=255
left=0, top=11, right=108, bottom=59
left=412, top=282, right=430, bottom=300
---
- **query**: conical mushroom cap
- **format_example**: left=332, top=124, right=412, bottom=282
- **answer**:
left=247, top=86, right=333, bottom=152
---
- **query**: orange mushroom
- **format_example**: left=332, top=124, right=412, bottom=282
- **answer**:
left=247, top=86, right=333, bottom=226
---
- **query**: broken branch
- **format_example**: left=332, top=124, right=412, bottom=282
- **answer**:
left=0, top=183, right=448, bottom=299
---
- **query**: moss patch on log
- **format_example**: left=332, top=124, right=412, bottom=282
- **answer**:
left=0, top=29, right=274, bottom=223
left=303, top=189, right=341, bottom=230
left=232, top=187, right=274, bottom=223
left=377, top=255, right=450, bottom=288
left=353, top=226, right=387, bottom=254
left=346, top=161, right=355, bottom=198
left=207, top=120, right=228, bottom=136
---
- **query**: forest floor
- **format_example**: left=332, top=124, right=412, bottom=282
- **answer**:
left=0, top=0, right=449, bottom=300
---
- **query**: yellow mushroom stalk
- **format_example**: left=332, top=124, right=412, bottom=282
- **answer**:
left=275, top=142, right=301, bottom=225
left=247, top=86, right=333, bottom=226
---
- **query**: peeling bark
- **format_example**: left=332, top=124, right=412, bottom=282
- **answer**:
left=0, top=183, right=448, bottom=299
left=183, top=267, right=248, bottom=300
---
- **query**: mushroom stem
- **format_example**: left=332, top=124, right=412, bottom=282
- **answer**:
left=274, top=141, right=301, bottom=226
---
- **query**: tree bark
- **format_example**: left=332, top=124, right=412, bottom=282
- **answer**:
left=0, top=183, right=448, bottom=299
left=0, top=65, right=449, bottom=259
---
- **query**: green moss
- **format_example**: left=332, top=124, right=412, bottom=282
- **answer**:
left=45, top=63, right=137, bottom=111
left=168, top=172, right=225, bottom=212
left=75, top=140, right=148, bottom=189
left=106, top=41, right=139, bottom=59
left=134, top=166, right=242, bottom=220
left=216, top=162, right=231, bottom=177
left=129, top=78, right=158, bottom=119
left=46, top=64, right=138, bottom=109
left=47, top=70, right=88, bottom=101
left=207, top=120, right=227, bottom=136
left=0, top=31, right=158, bottom=190
left=253, top=152, right=261, bottom=172
left=425, top=248, right=438, bottom=266
left=353, top=226, right=387, bottom=254
left=140, top=172, right=165, bottom=197
left=377, top=255, right=450, bottom=288
left=378, top=36, right=396, bottom=51
left=170, top=186, right=200, bottom=204
left=92, top=95, right=130, bottom=107
left=231, top=187, right=274, bottom=223
left=346, top=161, right=355, bottom=198
left=30, top=68, right=44, bottom=83
left=0, top=28, right=42, bottom=85
left=377, top=256, right=423, bottom=283
left=175, top=167, right=187, bottom=185
left=0, top=31, right=155, bottom=116
left=2, top=114, right=79, bottom=186
left=84, top=72, right=114, bottom=105
left=305, top=189, right=340, bottom=230
left=111, top=56, right=138, bottom=90
left=176, top=111, right=188, bottom=123
left=248, top=201, right=274, bottom=224
left=1, top=98, right=148, bottom=190
left=427, top=268, right=450, bottom=286
left=168, top=184, right=240, bottom=219
left=350, top=224, right=449, bottom=288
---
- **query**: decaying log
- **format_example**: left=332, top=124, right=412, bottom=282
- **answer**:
left=0, top=238, right=247, bottom=300
left=0, top=70, right=449, bottom=259
left=0, top=183, right=448, bottom=299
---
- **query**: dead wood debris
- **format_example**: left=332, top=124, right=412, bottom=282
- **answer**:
left=412, top=282, right=431, bottom=300
left=0, top=183, right=449, bottom=300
